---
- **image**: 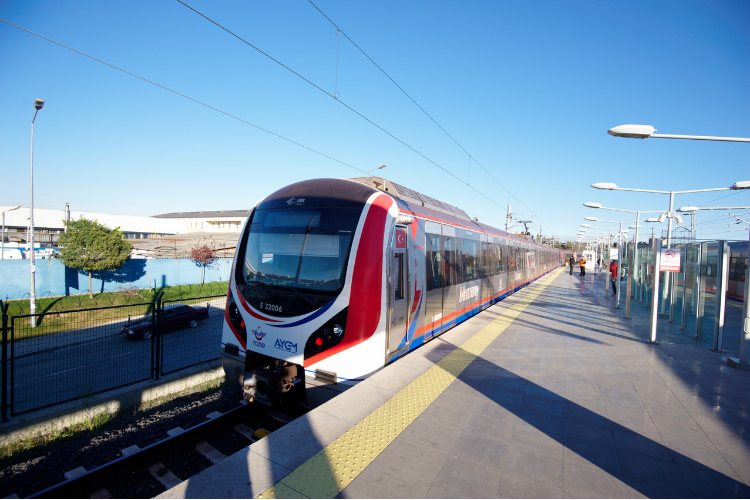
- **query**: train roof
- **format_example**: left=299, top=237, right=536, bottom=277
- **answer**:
left=350, top=177, right=550, bottom=248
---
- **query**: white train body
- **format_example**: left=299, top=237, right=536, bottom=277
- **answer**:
left=220, top=178, right=560, bottom=407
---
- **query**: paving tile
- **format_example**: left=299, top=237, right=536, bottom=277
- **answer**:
left=483, top=384, right=525, bottom=408
left=677, top=463, right=750, bottom=498
left=511, top=422, right=564, bottom=459
left=612, top=428, right=672, bottom=461
left=667, top=442, right=739, bottom=477
left=501, top=444, right=564, bottom=489
left=563, top=439, right=623, bottom=476
left=617, top=449, right=690, bottom=496
left=398, top=409, right=467, bottom=454
left=450, top=431, right=511, bottom=468
left=517, top=407, right=565, bottom=436
left=496, top=471, right=564, bottom=498
left=564, top=419, right=615, bottom=447
left=339, top=439, right=447, bottom=499
left=521, top=393, right=564, bottom=417
left=563, top=461, right=630, bottom=499
left=722, top=451, right=750, bottom=487
left=472, top=398, right=522, bottom=427
left=524, top=383, right=564, bottom=401
left=702, top=429, right=750, bottom=458
left=425, top=455, right=503, bottom=499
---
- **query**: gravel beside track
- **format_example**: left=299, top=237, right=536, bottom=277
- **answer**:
left=0, top=381, right=285, bottom=498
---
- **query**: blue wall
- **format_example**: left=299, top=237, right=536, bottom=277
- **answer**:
left=0, top=258, right=232, bottom=300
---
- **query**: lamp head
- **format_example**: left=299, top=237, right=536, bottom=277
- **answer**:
left=34, top=99, right=44, bottom=110
left=584, top=217, right=598, bottom=221
left=583, top=202, right=602, bottom=208
left=657, top=214, right=666, bottom=223
left=731, top=181, right=750, bottom=190
left=679, top=206, right=699, bottom=212
left=607, top=124, right=656, bottom=139
left=591, top=183, right=618, bottom=190
left=674, top=214, right=683, bottom=224
left=645, top=217, right=660, bottom=222
left=580, top=224, right=592, bottom=228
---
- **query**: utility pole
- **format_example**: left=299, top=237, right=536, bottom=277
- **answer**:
left=505, top=204, right=512, bottom=232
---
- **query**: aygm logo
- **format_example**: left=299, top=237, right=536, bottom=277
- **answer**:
left=274, top=339, right=298, bottom=353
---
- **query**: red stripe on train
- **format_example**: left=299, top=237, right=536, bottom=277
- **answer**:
left=305, top=194, right=393, bottom=367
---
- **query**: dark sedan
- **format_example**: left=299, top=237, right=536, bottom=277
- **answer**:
left=122, top=303, right=209, bottom=340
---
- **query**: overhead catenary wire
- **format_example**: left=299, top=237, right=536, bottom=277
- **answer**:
left=305, top=0, right=547, bottom=229
left=0, top=19, right=368, bottom=176
left=174, top=1, right=530, bottom=216
left=1, top=17, right=510, bottom=227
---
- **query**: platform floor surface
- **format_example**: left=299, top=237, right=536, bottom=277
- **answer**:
left=158, top=268, right=750, bottom=499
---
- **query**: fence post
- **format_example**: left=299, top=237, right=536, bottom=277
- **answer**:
left=1, top=300, right=7, bottom=422
left=154, top=291, right=164, bottom=380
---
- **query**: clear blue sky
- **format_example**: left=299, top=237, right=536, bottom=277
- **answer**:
left=1, top=0, right=748, bottom=241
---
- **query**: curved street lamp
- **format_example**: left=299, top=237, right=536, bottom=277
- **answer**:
left=607, top=124, right=750, bottom=143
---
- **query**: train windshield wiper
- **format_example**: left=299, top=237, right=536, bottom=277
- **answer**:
left=246, top=281, right=275, bottom=300
left=275, top=285, right=317, bottom=305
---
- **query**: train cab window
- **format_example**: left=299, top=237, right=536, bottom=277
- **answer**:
left=394, top=253, right=404, bottom=300
left=426, top=234, right=442, bottom=291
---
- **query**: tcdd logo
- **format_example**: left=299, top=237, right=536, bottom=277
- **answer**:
left=274, top=339, right=298, bottom=353
left=252, top=327, right=266, bottom=348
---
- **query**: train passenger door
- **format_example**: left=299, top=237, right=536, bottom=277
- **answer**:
left=441, top=226, right=457, bottom=330
left=481, top=235, right=491, bottom=309
left=387, top=225, right=409, bottom=356
left=424, top=226, right=443, bottom=338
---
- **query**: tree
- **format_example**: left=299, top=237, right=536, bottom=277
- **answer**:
left=190, top=238, right=218, bottom=285
left=56, top=217, right=133, bottom=298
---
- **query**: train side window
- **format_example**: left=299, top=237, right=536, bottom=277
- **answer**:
left=426, top=234, right=442, bottom=291
left=394, top=253, right=404, bottom=300
left=461, top=239, right=478, bottom=281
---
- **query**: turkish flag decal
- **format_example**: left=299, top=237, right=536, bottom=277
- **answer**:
left=396, top=229, right=406, bottom=249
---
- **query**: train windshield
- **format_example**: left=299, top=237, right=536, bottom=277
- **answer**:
left=241, top=208, right=360, bottom=294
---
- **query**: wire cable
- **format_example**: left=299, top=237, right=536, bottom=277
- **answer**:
left=0, top=19, right=371, bottom=176
left=175, top=0, right=524, bottom=214
left=305, top=0, right=544, bottom=225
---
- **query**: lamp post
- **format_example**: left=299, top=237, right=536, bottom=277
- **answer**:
left=608, top=125, right=750, bottom=360
left=2, top=206, right=21, bottom=260
left=583, top=204, right=667, bottom=317
left=679, top=205, right=750, bottom=369
left=30, top=98, right=44, bottom=328
left=365, top=164, right=386, bottom=183
left=591, top=181, right=750, bottom=315
left=607, top=124, right=750, bottom=143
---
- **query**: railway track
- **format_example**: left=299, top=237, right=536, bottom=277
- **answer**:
left=25, top=402, right=295, bottom=499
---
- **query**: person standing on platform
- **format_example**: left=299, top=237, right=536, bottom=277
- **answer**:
left=609, top=259, right=618, bottom=295
left=569, top=255, right=575, bottom=275
left=580, top=256, right=586, bottom=276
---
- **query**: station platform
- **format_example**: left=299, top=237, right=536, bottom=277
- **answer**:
left=158, top=267, right=750, bottom=499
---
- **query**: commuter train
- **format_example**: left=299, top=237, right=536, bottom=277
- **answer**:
left=220, top=177, right=561, bottom=409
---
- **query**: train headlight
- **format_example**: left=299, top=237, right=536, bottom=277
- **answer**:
left=323, top=324, right=344, bottom=343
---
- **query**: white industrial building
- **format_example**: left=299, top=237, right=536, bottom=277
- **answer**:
left=1, top=204, right=250, bottom=246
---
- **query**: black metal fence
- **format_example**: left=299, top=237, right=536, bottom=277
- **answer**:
left=1, top=283, right=227, bottom=420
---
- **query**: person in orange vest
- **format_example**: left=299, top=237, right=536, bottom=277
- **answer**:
left=609, top=260, right=619, bottom=295
left=580, top=256, right=586, bottom=276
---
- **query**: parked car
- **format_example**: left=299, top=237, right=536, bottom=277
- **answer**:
left=122, top=303, right=209, bottom=340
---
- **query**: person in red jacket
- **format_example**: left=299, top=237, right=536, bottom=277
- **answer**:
left=609, top=260, right=618, bottom=295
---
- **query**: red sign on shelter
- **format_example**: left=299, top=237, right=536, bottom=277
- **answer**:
left=659, top=248, right=681, bottom=272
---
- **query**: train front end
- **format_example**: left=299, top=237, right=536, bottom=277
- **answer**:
left=220, top=178, right=397, bottom=410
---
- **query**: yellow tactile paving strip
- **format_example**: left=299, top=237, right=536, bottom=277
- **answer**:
left=258, top=268, right=563, bottom=499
